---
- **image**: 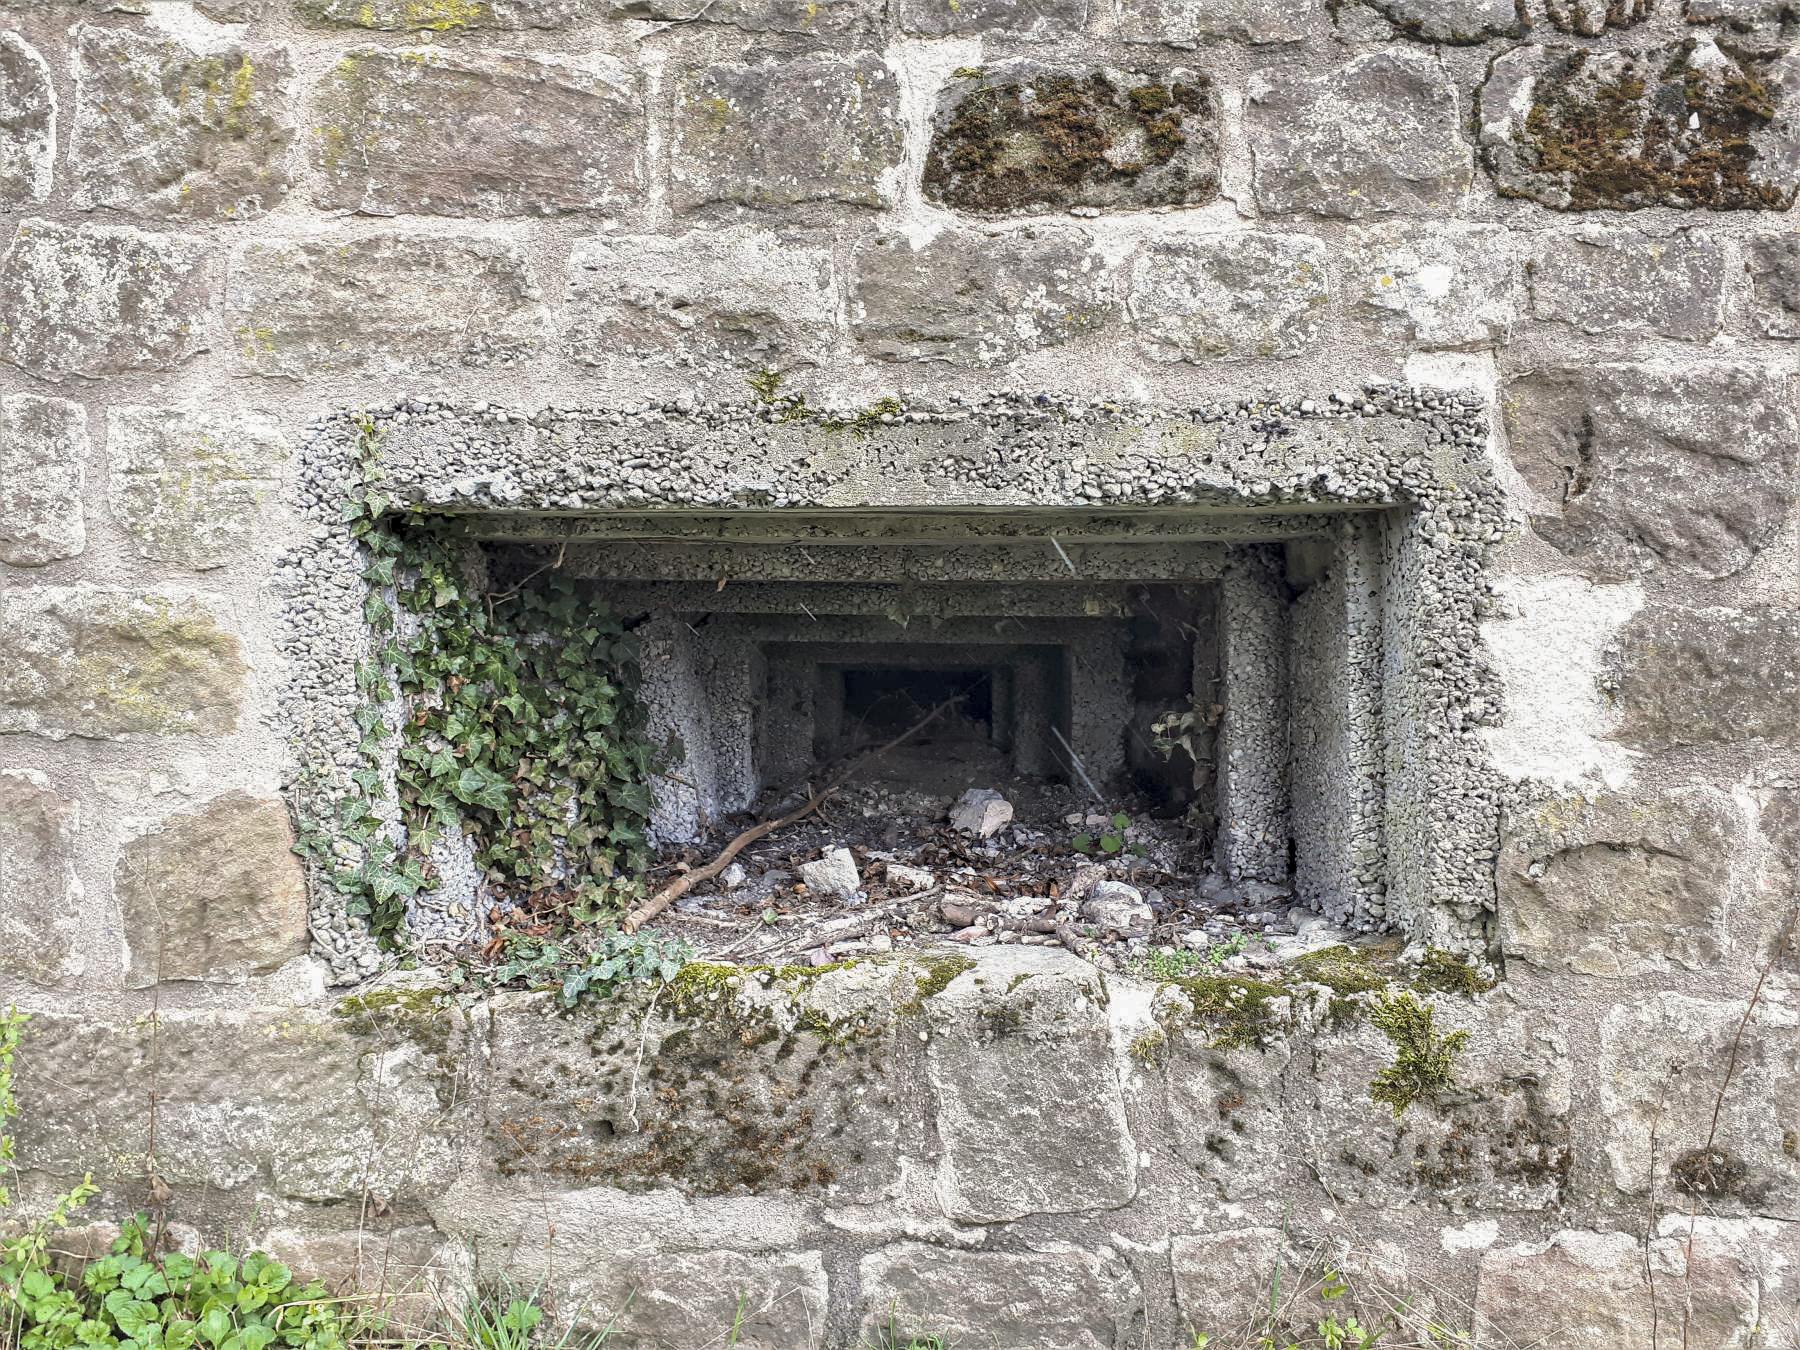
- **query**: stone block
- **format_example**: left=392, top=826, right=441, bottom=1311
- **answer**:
left=1161, top=1026, right=1294, bottom=1200
left=898, top=0, right=1084, bottom=36
left=923, top=64, right=1218, bottom=215
left=0, top=393, right=86, bottom=566
left=0, top=586, right=246, bottom=740
left=563, top=1249, right=827, bottom=1348
left=1128, top=231, right=1327, bottom=361
left=857, top=1243, right=1141, bottom=1350
left=1600, top=993, right=1800, bottom=1218
left=1501, top=364, right=1797, bottom=582
left=1686, top=0, right=1790, bottom=29
left=107, top=406, right=286, bottom=570
left=1169, top=1229, right=1281, bottom=1340
left=260, top=1226, right=458, bottom=1327
left=1499, top=787, right=1735, bottom=978
left=227, top=234, right=544, bottom=377
left=610, top=0, right=880, bottom=32
left=1247, top=51, right=1469, bottom=218
left=0, top=770, right=84, bottom=987
left=1610, top=605, right=1800, bottom=750
left=565, top=228, right=836, bottom=372
left=1478, top=1229, right=1761, bottom=1349
left=1528, top=227, right=1724, bottom=340
left=483, top=961, right=907, bottom=1201
left=923, top=948, right=1135, bottom=1221
left=671, top=54, right=902, bottom=212
left=1118, top=0, right=1320, bottom=44
left=0, top=32, right=54, bottom=209
left=294, top=0, right=586, bottom=27
left=313, top=48, right=641, bottom=217
left=70, top=25, right=294, bottom=221
left=1361, top=0, right=1523, bottom=40
left=0, top=220, right=210, bottom=381
left=117, top=791, right=309, bottom=988
left=1479, top=40, right=1800, bottom=210
left=1743, top=231, right=1800, bottom=338
left=1345, top=222, right=1519, bottom=350
left=11, top=1000, right=475, bottom=1201
left=850, top=224, right=1116, bottom=365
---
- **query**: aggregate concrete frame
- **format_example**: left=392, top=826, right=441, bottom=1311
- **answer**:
left=279, top=388, right=1507, bottom=984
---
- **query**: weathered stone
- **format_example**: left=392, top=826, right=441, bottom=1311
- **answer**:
left=1162, top=1024, right=1294, bottom=1200
left=313, top=48, right=641, bottom=217
left=117, top=791, right=309, bottom=988
left=1685, top=0, right=1790, bottom=28
left=1501, top=364, right=1798, bottom=582
left=1247, top=51, right=1470, bottom=218
left=1119, top=0, right=1320, bottom=44
left=107, top=406, right=286, bottom=569
left=1479, top=40, right=1800, bottom=210
left=1743, top=231, right=1800, bottom=337
left=11, top=1001, right=473, bottom=1200
left=857, top=1243, right=1140, bottom=1350
left=671, top=55, right=902, bottom=212
left=611, top=0, right=879, bottom=31
left=1538, top=0, right=1652, bottom=32
left=799, top=846, right=861, bottom=896
left=924, top=64, right=1218, bottom=215
left=566, top=228, right=835, bottom=371
left=294, top=0, right=586, bottom=27
left=0, top=220, right=210, bottom=381
left=949, top=787, right=1013, bottom=837
left=1478, top=1229, right=1760, bottom=1348
left=1601, top=993, right=1800, bottom=1217
left=1345, top=222, right=1519, bottom=349
left=0, top=770, right=84, bottom=987
left=1362, top=0, right=1522, bottom=40
left=1499, top=787, right=1734, bottom=977
left=1169, top=1229, right=1282, bottom=1339
left=850, top=225, right=1115, bottom=365
left=227, top=234, right=543, bottom=377
left=260, top=1226, right=457, bottom=1325
left=0, top=32, right=54, bottom=209
left=483, top=962, right=906, bottom=1200
left=924, top=948, right=1135, bottom=1221
left=1611, top=605, right=1800, bottom=750
left=0, top=393, right=86, bottom=566
left=195, top=0, right=265, bottom=19
left=0, top=587, right=246, bottom=740
left=70, top=25, right=294, bottom=221
left=1758, top=790, right=1800, bottom=975
left=1128, top=232, right=1327, bottom=361
left=898, top=0, right=1084, bottom=36
left=564, top=1250, right=827, bottom=1348
left=1528, top=227, right=1724, bottom=340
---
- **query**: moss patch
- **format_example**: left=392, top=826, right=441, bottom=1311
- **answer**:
left=1289, top=944, right=1391, bottom=1023
left=1159, top=975, right=1287, bottom=1052
left=1368, top=992, right=1470, bottom=1118
left=1413, top=947, right=1498, bottom=996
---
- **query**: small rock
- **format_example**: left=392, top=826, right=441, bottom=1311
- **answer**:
left=886, top=862, right=935, bottom=892
left=721, top=862, right=748, bottom=890
left=1064, top=862, right=1108, bottom=904
left=800, top=847, right=861, bottom=899
left=1082, top=880, right=1152, bottom=933
left=949, top=788, right=1014, bottom=838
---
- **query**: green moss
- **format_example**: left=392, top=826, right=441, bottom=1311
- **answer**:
left=897, top=953, right=976, bottom=1015
left=1289, top=944, right=1392, bottom=1024
left=1160, top=975, right=1286, bottom=1052
left=1413, top=948, right=1497, bottom=997
left=1368, top=992, right=1470, bottom=1118
left=1128, top=1027, right=1167, bottom=1066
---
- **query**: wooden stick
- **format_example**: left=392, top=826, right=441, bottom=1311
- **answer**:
left=622, top=693, right=965, bottom=935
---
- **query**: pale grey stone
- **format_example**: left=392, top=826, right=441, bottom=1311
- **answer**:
left=108, top=406, right=286, bottom=570
left=671, top=55, right=903, bottom=212
left=1528, top=228, right=1724, bottom=339
left=1345, top=222, right=1519, bottom=349
left=1248, top=51, right=1470, bottom=218
left=924, top=948, right=1135, bottom=1221
left=118, top=791, right=309, bottom=988
left=313, top=48, right=641, bottom=217
left=565, top=228, right=836, bottom=372
left=1119, top=0, right=1321, bottom=43
left=261, top=1227, right=457, bottom=1327
left=1502, top=364, right=1797, bottom=582
left=924, top=63, right=1218, bottom=216
left=564, top=1250, right=827, bottom=1349
left=1611, top=605, right=1800, bottom=751
left=899, top=0, right=1085, bottom=36
left=800, top=846, right=861, bottom=896
left=70, top=25, right=295, bottom=221
left=610, top=0, right=881, bottom=32
left=1363, top=0, right=1522, bottom=40
left=1129, top=232, right=1327, bottom=361
left=0, top=393, right=87, bottom=567
left=851, top=225, right=1115, bottom=365
left=295, top=0, right=587, bottom=27
left=0, top=770, right=84, bottom=987
left=1685, top=0, right=1791, bottom=27
left=1538, top=0, right=1653, bottom=31
left=1743, top=232, right=1800, bottom=337
left=227, top=234, right=544, bottom=377
left=857, top=1243, right=1140, bottom=1350
left=0, top=32, right=55, bottom=209
left=948, top=787, right=1012, bottom=837
left=1170, top=1230, right=1282, bottom=1339
left=0, top=220, right=210, bottom=381
left=0, top=586, right=246, bottom=740
left=1499, top=787, right=1734, bottom=978
left=1082, top=880, right=1149, bottom=931
left=1160, top=1012, right=1293, bottom=1200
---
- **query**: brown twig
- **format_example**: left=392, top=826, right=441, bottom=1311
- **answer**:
left=623, top=693, right=965, bottom=934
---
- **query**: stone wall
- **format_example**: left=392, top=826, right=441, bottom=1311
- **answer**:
left=2, top=0, right=1798, bottom=1342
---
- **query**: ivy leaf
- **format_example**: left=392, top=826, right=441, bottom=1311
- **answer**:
left=451, top=766, right=510, bottom=813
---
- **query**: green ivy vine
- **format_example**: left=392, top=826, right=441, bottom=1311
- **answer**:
left=293, top=422, right=667, bottom=949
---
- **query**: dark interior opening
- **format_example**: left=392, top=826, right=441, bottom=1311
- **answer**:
left=841, top=667, right=994, bottom=744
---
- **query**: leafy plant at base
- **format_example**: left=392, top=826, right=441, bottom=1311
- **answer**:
left=1072, top=812, right=1132, bottom=856
left=447, top=930, right=695, bottom=1007
left=1367, top=992, right=1470, bottom=1119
